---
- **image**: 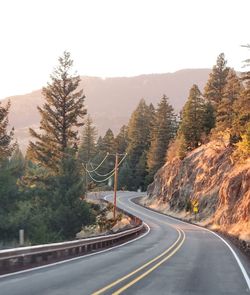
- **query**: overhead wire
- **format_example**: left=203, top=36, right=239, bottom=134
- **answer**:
left=85, top=153, right=127, bottom=183
left=84, top=153, right=109, bottom=173
left=89, top=153, right=127, bottom=177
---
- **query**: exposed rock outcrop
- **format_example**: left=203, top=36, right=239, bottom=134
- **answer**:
left=145, top=141, right=250, bottom=242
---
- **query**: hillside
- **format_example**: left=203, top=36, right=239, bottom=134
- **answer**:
left=2, top=69, right=210, bottom=151
left=143, top=141, right=250, bottom=243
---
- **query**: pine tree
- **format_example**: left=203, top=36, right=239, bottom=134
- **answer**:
left=9, top=145, right=25, bottom=178
left=241, top=44, right=250, bottom=88
left=96, top=136, right=103, bottom=154
left=147, top=95, right=176, bottom=180
left=118, top=161, right=133, bottom=190
left=0, top=100, right=15, bottom=161
left=78, top=115, right=97, bottom=164
left=28, top=51, right=86, bottom=173
left=135, top=151, right=148, bottom=191
left=216, top=69, right=242, bottom=132
left=127, top=99, right=151, bottom=167
left=204, top=53, right=230, bottom=106
left=91, top=129, right=115, bottom=179
left=232, top=49, right=250, bottom=137
left=102, top=129, right=115, bottom=154
left=50, top=153, right=95, bottom=239
left=115, top=125, right=128, bottom=154
left=180, top=85, right=207, bottom=150
left=126, top=99, right=152, bottom=190
left=232, top=87, right=250, bottom=136
left=148, top=103, right=156, bottom=133
left=203, top=101, right=216, bottom=136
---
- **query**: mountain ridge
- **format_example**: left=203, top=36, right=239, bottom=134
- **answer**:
left=2, top=69, right=211, bottom=151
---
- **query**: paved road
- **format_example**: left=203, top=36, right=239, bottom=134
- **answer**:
left=0, top=192, right=249, bottom=294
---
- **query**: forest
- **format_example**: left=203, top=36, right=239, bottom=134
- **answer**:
left=0, top=48, right=249, bottom=246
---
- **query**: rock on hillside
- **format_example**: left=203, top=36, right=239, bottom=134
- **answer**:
left=145, top=141, right=250, bottom=242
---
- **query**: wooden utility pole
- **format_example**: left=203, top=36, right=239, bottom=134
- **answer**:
left=113, top=153, right=119, bottom=220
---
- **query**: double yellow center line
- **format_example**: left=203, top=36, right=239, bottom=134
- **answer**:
left=92, top=227, right=185, bottom=295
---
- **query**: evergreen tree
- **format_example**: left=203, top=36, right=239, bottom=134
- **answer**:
left=22, top=52, right=94, bottom=242
left=8, top=145, right=25, bottom=178
left=115, top=125, right=128, bottom=154
left=147, top=95, right=176, bottom=181
left=148, top=103, right=156, bottom=134
left=204, top=53, right=230, bottom=106
left=49, top=152, right=95, bottom=239
left=216, top=69, right=242, bottom=132
left=232, top=87, right=250, bottom=135
left=118, top=161, right=133, bottom=190
left=96, top=136, right=103, bottom=154
left=78, top=115, right=97, bottom=163
left=241, top=44, right=250, bottom=88
left=90, top=129, right=115, bottom=182
left=232, top=49, right=250, bottom=137
left=126, top=99, right=152, bottom=190
left=180, top=85, right=207, bottom=150
left=0, top=100, right=15, bottom=161
left=102, top=129, right=115, bottom=154
left=203, top=101, right=216, bottom=136
left=28, top=51, right=86, bottom=173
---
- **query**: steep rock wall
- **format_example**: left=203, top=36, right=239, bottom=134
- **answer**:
left=146, top=141, right=250, bottom=241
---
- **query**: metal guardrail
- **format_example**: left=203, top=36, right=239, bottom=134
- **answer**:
left=0, top=201, right=144, bottom=275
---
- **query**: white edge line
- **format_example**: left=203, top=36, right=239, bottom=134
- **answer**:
left=130, top=196, right=250, bottom=291
left=0, top=201, right=150, bottom=280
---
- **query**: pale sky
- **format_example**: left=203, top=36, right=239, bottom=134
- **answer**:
left=0, top=0, right=249, bottom=99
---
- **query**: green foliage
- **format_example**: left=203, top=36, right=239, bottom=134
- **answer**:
left=0, top=159, right=22, bottom=242
left=28, top=51, right=86, bottom=173
left=14, top=52, right=96, bottom=245
left=179, top=85, right=208, bottom=150
left=118, top=161, right=133, bottom=190
left=49, top=153, right=95, bottom=239
left=126, top=99, right=152, bottom=190
left=204, top=53, right=230, bottom=106
left=78, top=115, right=97, bottom=163
left=233, top=123, right=250, bottom=160
left=147, top=95, right=177, bottom=181
left=232, top=89, right=250, bottom=135
left=0, top=100, right=15, bottom=161
left=102, top=129, right=115, bottom=154
left=115, top=125, right=128, bottom=154
left=215, top=69, right=242, bottom=133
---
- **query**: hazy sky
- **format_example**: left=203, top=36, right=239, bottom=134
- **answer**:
left=0, top=0, right=249, bottom=99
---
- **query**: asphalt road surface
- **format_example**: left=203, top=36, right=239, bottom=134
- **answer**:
left=0, top=192, right=249, bottom=295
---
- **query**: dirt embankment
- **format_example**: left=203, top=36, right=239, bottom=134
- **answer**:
left=144, top=141, right=250, bottom=243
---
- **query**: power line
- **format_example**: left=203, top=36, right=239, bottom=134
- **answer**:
left=84, top=153, right=109, bottom=173
left=86, top=168, right=116, bottom=183
left=85, top=153, right=127, bottom=183
left=89, top=153, right=127, bottom=177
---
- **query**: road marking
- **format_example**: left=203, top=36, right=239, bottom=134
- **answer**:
left=129, top=196, right=250, bottom=291
left=0, top=223, right=150, bottom=280
left=92, top=228, right=183, bottom=295
left=112, top=229, right=186, bottom=294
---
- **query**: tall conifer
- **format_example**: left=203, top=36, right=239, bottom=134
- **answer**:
left=204, top=53, right=230, bottom=106
left=28, top=51, right=86, bottom=172
left=180, top=85, right=207, bottom=150
left=0, top=101, right=15, bottom=161
left=126, top=99, right=152, bottom=190
left=216, top=69, right=242, bottom=132
left=78, top=115, right=97, bottom=164
left=147, top=95, right=176, bottom=179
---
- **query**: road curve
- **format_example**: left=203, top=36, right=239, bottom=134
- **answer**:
left=0, top=192, right=249, bottom=295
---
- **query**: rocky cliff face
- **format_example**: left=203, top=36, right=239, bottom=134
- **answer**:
left=145, top=141, right=250, bottom=242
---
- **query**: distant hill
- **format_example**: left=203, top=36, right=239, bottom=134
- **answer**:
left=3, top=69, right=211, bottom=152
